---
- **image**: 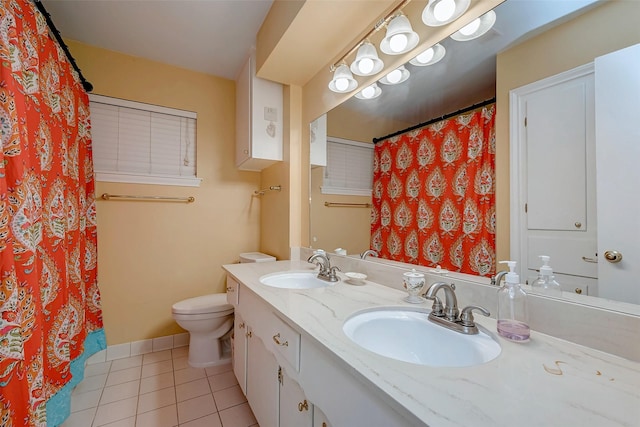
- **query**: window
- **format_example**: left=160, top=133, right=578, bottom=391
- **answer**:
left=89, top=94, right=201, bottom=187
left=321, top=137, right=373, bottom=196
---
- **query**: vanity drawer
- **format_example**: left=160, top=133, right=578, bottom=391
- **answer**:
left=269, top=314, right=301, bottom=371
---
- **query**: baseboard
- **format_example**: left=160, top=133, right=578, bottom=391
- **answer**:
left=86, top=332, right=189, bottom=365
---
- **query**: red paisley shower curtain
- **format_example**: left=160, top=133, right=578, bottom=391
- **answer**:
left=0, top=1, right=105, bottom=426
left=371, top=104, right=496, bottom=277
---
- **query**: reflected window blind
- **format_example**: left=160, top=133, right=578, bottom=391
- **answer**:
left=89, top=94, right=201, bottom=187
left=322, top=138, right=373, bottom=196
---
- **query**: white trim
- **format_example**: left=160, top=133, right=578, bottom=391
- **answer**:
left=89, top=94, right=197, bottom=119
left=96, top=172, right=202, bottom=187
left=320, top=186, right=372, bottom=196
left=509, top=62, right=594, bottom=278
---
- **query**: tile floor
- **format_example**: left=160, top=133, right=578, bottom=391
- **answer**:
left=61, top=346, right=258, bottom=427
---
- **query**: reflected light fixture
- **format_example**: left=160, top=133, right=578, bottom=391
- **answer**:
left=355, top=83, right=382, bottom=100
left=422, top=0, right=470, bottom=27
left=409, top=43, right=446, bottom=67
left=350, top=41, right=384, bottom=76
left=450, top=10, right=496, bottom=41
left=328, top=63, right=358, bottom=93
left=380, top=14, right=419, bottom=55
left=379, top=66, right=410, bottom=85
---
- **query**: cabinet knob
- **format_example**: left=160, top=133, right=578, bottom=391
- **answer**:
left=575, top=288, right=583, bottom=294
left=604, top=250, right=623, bottom=263
left=574, top=221, right=582, bottom=228
left=272, top=333, right=289, bottom=347
left=226, top=286, right=235, bottom=292
left=246, top=331, right=252, bottom=338
left=239, top=322, right=245, bottom=329
left=243, top=149, right=248, bottom=154
left=297, top=400, right=309, bottom=412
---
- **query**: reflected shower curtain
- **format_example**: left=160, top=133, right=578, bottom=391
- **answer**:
left=371, top=104, right=496, bottom=276
left=0, top=1, right=106, bottom=426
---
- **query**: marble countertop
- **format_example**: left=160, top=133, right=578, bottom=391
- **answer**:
left=223, top=260, right=640, bottom=427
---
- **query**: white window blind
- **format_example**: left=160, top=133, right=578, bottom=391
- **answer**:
left=322, top=137, right=373, bottom=196
left=89, top=94, right=201, bottom=187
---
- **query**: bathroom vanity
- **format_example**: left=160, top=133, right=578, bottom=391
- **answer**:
left=223, top=259, right=639, bottom=427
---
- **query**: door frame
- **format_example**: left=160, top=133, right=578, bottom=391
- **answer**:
left=509, top=63, right=594, bottom=279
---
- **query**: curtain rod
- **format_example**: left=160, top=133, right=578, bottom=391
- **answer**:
left=33, top=0, right=93, bottom=92
left=372, top=97, right=496, bottom=144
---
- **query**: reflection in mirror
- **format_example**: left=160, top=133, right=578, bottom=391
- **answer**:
left=309, top=0, right=640, bottom=306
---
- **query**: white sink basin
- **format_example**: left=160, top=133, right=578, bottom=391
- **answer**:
left=259, top=271, right=331, bottom=289
left=343, top=307, right=501, bottom=367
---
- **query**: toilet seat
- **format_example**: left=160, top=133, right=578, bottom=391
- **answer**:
left=172, top=293, right=233, bottom=315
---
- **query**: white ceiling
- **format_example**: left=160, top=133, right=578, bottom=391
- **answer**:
left=42, top=0, right=274, bottom=81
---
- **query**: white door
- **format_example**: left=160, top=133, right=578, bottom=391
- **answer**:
left=594, top=43, right=640, bottom=304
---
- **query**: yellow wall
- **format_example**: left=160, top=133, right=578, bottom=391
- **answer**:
left=68, top=41, right=262, bottom=345
left=494, top=0, right=640, bottom=263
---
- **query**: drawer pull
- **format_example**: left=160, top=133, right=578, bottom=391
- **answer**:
left=226, top=286, right=235, bottom=292
left=238, top=322, right=245, bottom=329
left=298, top=399, right=309, bottom=412
left=273, top=333, right=289, bottom=347
left=246, top=331, right=252, bottom=338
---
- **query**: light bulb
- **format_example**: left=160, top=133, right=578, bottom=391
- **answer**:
left=386, top=69, right=402, bottom=84
left=361, top=86, right=376, bottom=99
left=389, top=33, right=408, bottom=53
left=434, top=0, right=456, bottom=22
left=459, top=18, right=481, bottom=36
left=335, top=78, right=349, bottom=92
left=416, top=48, right=435, bottom=64
left=358, top=58, right=374, bottom=75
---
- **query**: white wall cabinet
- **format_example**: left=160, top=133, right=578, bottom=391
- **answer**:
left=310, top=114, right=327, bottom=167
left=236, top=54, right=283, bottom=171
left=229, top=276, right=421, bottom=427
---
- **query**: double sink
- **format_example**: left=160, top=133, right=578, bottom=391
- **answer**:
left=259, top=271, right=501, bottom=368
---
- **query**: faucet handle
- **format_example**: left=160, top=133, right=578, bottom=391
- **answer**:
left=328, top=266, right=341, bottom=281
left=460, top=305, right=490, bottom=327
left=423, top=295, right=445, bottom=317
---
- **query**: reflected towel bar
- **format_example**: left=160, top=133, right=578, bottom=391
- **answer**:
left=254, top=185, right=282, bottom=196
left=99, top=193, right=195, bottom=203
left=324, top=202, right=372, bottom=208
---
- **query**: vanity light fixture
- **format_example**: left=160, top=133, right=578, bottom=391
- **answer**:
left=380, top=13, right=420, bottom=55
left=328, top=63, right=358, bottom=93
left=450, top=10, right=496, bottom=41
left=422, top=0, right=470, bottom=27
left=350, top=41, right=384, bottom=76
left=409, top=43, right=446, bottom=66
left=379, top=65, right=410, bottom=85
left=355, top=83, right=382, bottom=100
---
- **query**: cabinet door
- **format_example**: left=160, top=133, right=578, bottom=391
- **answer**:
left=233, top=312, right=247, bottom=394
left=313, top=406, right=331, bottom=427
left=279, top=367, right=312, bottom=427
left=236, top=56, right=251, bottom=167
left=247, top=332, right=279, bottom=427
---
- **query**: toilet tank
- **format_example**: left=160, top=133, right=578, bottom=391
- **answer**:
left=239, top=252, right=276, bottom=263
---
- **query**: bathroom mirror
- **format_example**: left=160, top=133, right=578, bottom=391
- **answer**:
left=309, top=0, right=640, bottom=307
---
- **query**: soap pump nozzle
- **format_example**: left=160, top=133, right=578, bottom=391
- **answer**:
left=498, top=260, right=519, bottom=285
left=538, top=255, right=553, bottom=276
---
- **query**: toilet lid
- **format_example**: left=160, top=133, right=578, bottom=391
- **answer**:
left=172, top=293, right=233, bottom=315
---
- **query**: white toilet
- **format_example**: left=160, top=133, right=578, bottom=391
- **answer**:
left=171, top=293, right=234, bottom=368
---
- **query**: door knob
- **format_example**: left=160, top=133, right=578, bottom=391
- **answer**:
left=604, top=250, right=623, bottom=263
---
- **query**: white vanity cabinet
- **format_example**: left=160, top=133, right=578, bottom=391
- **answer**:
left=279, top=366, right=313, bottom=427
left=235, top=54, right=283, bottom=171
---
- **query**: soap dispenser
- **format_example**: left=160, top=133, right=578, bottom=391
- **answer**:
left=496, top=260, right=530, bottom=342
left=532, top=255, right=562, bottom=296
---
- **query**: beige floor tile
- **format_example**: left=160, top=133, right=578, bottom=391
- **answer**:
left=73, top=373, right=107, bottom=394
left=99, top=380, right=140, bottom=405
left=180, top=413, right=223, bottom=427
left=110, top=355, right=143, bottom=372
left=105, top=367, right=141, bottom=387
left=93, top=398, right=137, bottom=426
left=205, top=362, right=233, bottom=377
left=101, top=416, right=136, bottom=426
left=142, top=359, right=173, bottom=378
left=175, top=378, right=212, bottom=402
left=70, top=389, right=101, bottom=412
left=218, top=402, right=258, bottom=427
left=137, top=386, right=176, bottom=414
left=174, top=366, right=207, bottom=385
left=177, top=394, right=217, bottom=424
left=60, top=407, right=96, bottom=427
left=143, top=349, right=173, bottom=365
left=172, top=355, right=190, bottom=371
left=139, top=371, right=175, bottom=394
left=84, top=361, right=112, bottom=377
left=135, top=404, right=178, bottom=427
left=213, top=385, right=247, bottom=411
left=171, top=346, right=189, bottom=359
left=208, top=370, right=238, bottom=392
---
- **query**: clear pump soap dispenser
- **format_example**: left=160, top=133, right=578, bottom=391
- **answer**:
left=496, top=260, right=530, bottom=342
left=532, top=255, right=562, bottom=296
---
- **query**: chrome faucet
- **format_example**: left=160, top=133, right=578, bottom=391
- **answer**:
left=423, top=282, right=490, bottom=335
left=360, top=249, right=379, bottom=259
left=307, top=253, right=340, bottom=282
left=491, top=270, right=508, bottom=286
